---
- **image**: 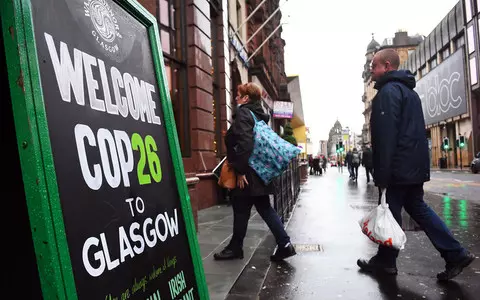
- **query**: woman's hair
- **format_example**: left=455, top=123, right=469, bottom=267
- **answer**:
left=237, top=82, right=262, bottom=103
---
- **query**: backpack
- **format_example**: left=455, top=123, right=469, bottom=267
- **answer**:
left=352, top=153, right=360, bottom=165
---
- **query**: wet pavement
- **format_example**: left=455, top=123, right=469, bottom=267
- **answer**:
left=197, top=203, right=272, bottom=300
left=257, top=167, right=480, bottom=300
left=426, top=171, right=480, bottom=204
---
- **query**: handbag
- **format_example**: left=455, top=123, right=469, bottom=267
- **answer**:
left=248, top=110, right=301, bottom=184
left=217, top=159, right=237, bottom=189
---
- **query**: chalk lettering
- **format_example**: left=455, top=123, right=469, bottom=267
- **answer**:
left=44, top=32, right=161, bottom=126
left=168, top=271, right=186, bottom=299
left=82, top=209, right=179, bottom=277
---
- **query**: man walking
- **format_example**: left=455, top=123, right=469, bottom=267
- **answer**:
left=351, top=148, right=361, bottom=181
left=361, top=145, right=374, bottom=183
left=357, top=49, right=475, bottom=281
left=345, top=150, right=354, bottom=179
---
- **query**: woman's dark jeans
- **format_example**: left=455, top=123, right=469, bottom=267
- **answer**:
left=227, top=195, right=290, bottom=251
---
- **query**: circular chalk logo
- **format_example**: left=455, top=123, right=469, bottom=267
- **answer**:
left=84, top=0, right=122, bottom=53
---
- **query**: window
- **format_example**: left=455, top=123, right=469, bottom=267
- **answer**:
left=442, top=47, right=451, bottom=59
left=429, top=56, right=438, bottom=69
left=211, top=4, right=222, bottom=156
left=465, top=0, right=472, bottom=22
left=478, top=0, right=480, bottom=12
left=471, top=57, right=478, bottom=85
left=157, top=0, right=189, bottom=155
left=467, top=26, right=475, bottom=54
left=419, top=67, right=427, bottom=77
left=236, top=1, right=243, bottom=37
left=455, top=35, right=465, bottom=50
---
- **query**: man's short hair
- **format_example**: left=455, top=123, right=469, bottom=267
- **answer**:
left=376, top=49, right=400, bottom=69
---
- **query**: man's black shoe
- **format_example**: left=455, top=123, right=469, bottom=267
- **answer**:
left=357, top=257, right=398, bottom=275
left=271, top=243, right=296, bottom=261
left=213, top=248, right=244, bottom=260
left=437, top=252, right=475, bottom=281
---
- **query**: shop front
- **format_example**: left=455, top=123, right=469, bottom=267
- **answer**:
left=415, top=48, right=472, bottom=168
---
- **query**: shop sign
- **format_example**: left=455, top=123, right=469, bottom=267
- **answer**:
left=273, top=101, right=294, bottom=119
left=2, top=0, right=208, bottom=299
left=415, top=48, right=468, bottom=125
left=229, top=28, right=249, bottom=67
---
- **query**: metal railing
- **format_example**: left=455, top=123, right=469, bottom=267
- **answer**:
left=273, top=158, right=301, bottom=223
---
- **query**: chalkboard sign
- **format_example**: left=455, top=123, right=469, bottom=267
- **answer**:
left=1, top=0, right=208, bottom=299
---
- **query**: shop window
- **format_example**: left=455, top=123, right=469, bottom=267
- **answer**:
left=157, top=0, right=189, bottom=156
left=467, top=26, right=475, bottom=54
left=471, top=57, right=478, bottom=85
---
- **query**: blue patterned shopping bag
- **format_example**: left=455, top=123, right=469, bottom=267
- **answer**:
left=248, top=111, right=301, bottom=184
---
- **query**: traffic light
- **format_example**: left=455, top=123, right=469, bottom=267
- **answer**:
left=442, top=137, right=449, bottom=151
left=339, top=141, right=344, bottom=152
left=336, top=143, right=339, bottom=153
left=459, top=135, right=465, bottom=148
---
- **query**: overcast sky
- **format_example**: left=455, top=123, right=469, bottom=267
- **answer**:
left=281, top=0, right=459, bottom=151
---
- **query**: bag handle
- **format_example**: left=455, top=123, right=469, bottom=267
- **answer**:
left=249, top=110, right=258, bottom=123
left=380, top=188, right=388, bottom=207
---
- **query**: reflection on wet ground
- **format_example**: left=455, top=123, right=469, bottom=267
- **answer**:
left=259, top=168, right=480, bottom=300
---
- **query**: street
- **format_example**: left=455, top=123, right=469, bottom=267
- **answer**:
left=426, top=171, right=480, bottom=204
left=256, top=167, right=480, bottom=300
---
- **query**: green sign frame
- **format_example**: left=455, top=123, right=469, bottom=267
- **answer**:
left=0, top=0, right=208, bottom=299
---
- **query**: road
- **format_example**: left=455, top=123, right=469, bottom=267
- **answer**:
left=426, top=171, right=480, bottom=203
left=256, top=167, right=480, bottom=300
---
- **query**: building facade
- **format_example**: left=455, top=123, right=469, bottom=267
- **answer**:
left=134, top=0, right=292, bottom=224
left=399, top=1, right=479, bottom=168
left=361, top=31, right=423, bottom=146
left=463, top=0, right=480, bottom=154
left=327, top=120, right=343, bottom=157
left=287, top=75, right=307, bottom=159
left=247, top=0, right=291, bottom=134
left=319, top=140, right=328, bottom=157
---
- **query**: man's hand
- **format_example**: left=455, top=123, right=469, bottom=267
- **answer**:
left=237, top=174, right=249, bottom=189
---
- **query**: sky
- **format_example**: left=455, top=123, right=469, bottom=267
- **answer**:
left=280, top=0, right=460, bottom=152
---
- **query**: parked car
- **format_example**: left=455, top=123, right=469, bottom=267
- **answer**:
left=471, top=152, right=480, bottom=174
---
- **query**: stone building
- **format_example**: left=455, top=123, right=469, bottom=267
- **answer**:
left=361, top=32, right=423, bottom=146
left=136, top=0, right=291, bottom=224
left=327, top=120, right=343, bottom=157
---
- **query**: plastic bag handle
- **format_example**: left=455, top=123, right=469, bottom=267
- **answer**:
left=380, top=188, right=388, bottom=208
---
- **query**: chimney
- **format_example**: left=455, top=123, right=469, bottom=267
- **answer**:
left=394, top=31, right=409, bottom=46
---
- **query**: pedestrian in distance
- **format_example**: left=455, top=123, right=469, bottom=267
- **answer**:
left=351, top=148, right=361, bottom=181
left=361, top=145, right=374, bottom=183
left=357, top=49, right=475, bottom=281
left=345, top=150, right=354, bottom=179
left=213, top=82, right=296, bottom=262
left=322, top=156, right=327, bottom=173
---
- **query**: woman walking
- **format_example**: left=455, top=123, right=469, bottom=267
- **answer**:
left=213, top=83, right=296, bottom=262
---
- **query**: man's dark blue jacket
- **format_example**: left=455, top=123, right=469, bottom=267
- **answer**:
left=370, top=70, right=430, bottom=187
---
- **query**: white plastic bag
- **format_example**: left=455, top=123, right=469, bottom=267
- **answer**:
left=359, top=189, right=407, bottom=250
